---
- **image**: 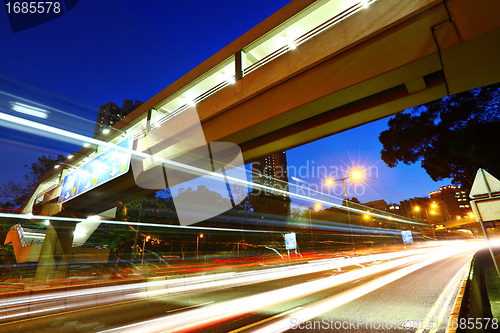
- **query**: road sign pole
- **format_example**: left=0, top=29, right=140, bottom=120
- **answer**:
left=472, top=200, right=500, bottom=276
left=469, top=168, right=500, bottom=276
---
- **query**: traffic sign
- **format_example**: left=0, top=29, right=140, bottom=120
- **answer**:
left=401, top=230, right=413, bottom=244
left=469, top=168, right=500, bottom=276
left=470, top=168, right=500, bottom=199
left=285, top=233, right=297, bottom=250
left=59, top=136, right=133, bottom=204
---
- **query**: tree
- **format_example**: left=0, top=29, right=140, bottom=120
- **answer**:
left=379, top=83, right=500, bottom=187
left=0, top=154, right=65, bottom=207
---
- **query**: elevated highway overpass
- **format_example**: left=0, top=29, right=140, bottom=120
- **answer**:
left=28, top=0, right=500, bottom=217
left=11, top=0, right=500, bottom=279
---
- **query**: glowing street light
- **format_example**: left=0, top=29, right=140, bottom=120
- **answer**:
left=326, top=170, right=363, bottom=249
left=54, top=162, right=76, bottom=170
left=197, top=234, right=204, bottom=260
left=142, top=235, right=151, bottom=266
left=103, top=126, right=126, bottom=136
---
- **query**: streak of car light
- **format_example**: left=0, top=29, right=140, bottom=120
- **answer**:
left=99, top=243, right=483, bottom=333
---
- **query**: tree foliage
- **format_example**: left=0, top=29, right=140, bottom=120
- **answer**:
left=379, top=83, right=500, bottom=187
left=0, top=154, right=65, bottom=207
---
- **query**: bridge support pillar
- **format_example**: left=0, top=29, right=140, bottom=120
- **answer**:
left=34, top=220, right=76, bottom=282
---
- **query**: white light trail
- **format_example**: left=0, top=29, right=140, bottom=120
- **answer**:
left=10, top=101, right=49, bottom=118
left=0, top=212, right=277, bottom=234
left=2, top=246, right=473, bottom=323
left=99, top=243, right=482, bottom=333
left=0, top=111, right=424, bottom=227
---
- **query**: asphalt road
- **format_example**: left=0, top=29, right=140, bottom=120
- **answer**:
left=0, top=247, right=476, bottom=333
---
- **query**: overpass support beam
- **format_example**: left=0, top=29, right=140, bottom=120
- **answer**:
left=405, top=77, right=427, bottom=94
left=34, top=220, right=76, bottom=282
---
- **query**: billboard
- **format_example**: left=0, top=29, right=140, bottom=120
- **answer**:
left=59, top=136, right=133, bottom=204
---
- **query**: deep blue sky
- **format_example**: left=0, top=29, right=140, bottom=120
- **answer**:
left=0, top=0, right=450, bottom=205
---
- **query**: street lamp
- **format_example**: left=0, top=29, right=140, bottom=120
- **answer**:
left=54, top=162, right=77, bottom=170
left=413, top=206, right=421, bottom=220
left=326, top=170, right=362, bottom=250
left=67, top=152, right=87, bottom=160
left=142, top=235, right=151, bottom=265
left=103, top=126, right=126, bottom=136
left=197, top=234, right=203, bottom=260
left=308, top=208, right=315, bottom=252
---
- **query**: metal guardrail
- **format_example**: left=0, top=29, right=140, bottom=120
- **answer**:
left=244, top=0, right=376, bottom=75
left=35, top=181, right=63, bottom=204
left=455, top=249, right=494, bottom=333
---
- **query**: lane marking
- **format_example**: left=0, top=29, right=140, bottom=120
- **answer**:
left=415, top=263, right=468, bottom=333
left=446, top=261, right=472, bottom=333
left=165, top=301, right=214, bottom=314
left=430, top=276, right=462, bottom=333
left=227, top=307, right=303, bottom=333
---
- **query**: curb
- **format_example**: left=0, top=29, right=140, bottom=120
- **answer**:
left=445, top=260, right=472, bottom=333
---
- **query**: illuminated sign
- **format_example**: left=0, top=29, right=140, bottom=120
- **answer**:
left=285, top=233, right=297, bottom=250
left=59, top=136, right=133, bottom=204
left=401, top=230, right=413, bottom=244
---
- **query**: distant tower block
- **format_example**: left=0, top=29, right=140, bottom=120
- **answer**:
left=93, top=99, right=143, bottom=138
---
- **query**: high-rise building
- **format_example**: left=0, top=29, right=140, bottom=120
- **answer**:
left=251, top=151, right=291, bottom=216
left=93, top=99, right=143, bottom=138
left=399, top=197, right=433, bottom=219
left=361, top=199, right=388, bottom=212
left=429, top=185, right=471, bottom=219
left=388, top=203, right=402, bottom=215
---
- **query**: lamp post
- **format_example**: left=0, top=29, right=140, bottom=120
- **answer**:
left=54, top=163, right=77, bottom=182
left=466, top=212, right=475, bottom=234
left=413, top=206, right=421, bottom=220
left=431, top=224, right=437, bottom=240
left=142, top=235, right=150, bottom=265
left=308, top=208, right=315, bottom=252
left=326, top=170, right=362, bottom=251
left=197, top=234, right=203, bottom=260
left=67, top=152, right=87, bottom=160
left=54, top=162, right=77, bottom=170
left=102, top=126, right=126, bottom=136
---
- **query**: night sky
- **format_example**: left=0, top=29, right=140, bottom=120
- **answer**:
left=0, top=0, right=451, bottom=206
